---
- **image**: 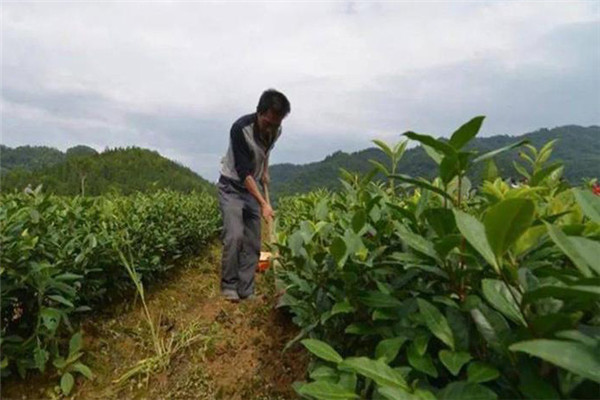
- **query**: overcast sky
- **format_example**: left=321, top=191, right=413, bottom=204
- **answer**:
left=2, top=1, right=599, bottom=181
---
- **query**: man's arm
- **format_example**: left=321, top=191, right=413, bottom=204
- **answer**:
left=230, top=123, right=273, bottom=219
left=244, top=175, right=274, bottom=221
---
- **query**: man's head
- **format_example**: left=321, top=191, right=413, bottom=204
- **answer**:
left=256, top=89, right=290, bottom=136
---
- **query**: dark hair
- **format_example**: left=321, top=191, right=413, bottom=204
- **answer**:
left=257, top=89, right=290, bottom=117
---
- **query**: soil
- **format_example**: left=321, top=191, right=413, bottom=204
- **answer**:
left=1, top=242, right=308, bottom=400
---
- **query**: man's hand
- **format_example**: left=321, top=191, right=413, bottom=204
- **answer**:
left=262, top=203, right=275, bottom=221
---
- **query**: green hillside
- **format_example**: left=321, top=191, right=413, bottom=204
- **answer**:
left=1, top=145, right=67, bottom=174
left=2, top=146, right=215, bottom=196
left=271, top=125, right=599, bottom=198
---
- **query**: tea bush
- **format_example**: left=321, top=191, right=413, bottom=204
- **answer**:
left=0, top=189, right=220, bottom=379
left=274, top=117, right=600, bottom=399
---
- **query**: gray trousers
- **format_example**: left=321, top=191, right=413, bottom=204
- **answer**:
left=217, top=179, right=261, bottom=298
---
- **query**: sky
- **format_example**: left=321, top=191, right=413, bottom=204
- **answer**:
left=2, top=1, right=599, bottom=182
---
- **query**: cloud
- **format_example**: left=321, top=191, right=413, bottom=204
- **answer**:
left=2, top=1, right=598, bottom=181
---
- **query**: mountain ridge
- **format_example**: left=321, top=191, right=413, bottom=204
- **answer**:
left=2, top=146, right=215, bottom=196
left=270, top=124, right=599, bottom=197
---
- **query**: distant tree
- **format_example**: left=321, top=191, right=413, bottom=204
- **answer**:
left=66, top=145, right=98, bottom=158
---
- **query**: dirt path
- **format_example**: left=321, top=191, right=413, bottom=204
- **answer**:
left=2, top=242, right=308, bottom=400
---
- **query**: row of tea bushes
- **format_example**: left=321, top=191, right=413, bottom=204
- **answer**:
left=1, top=188, right=220, bottom=378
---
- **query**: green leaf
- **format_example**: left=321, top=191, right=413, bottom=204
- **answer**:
left=404, top=131, right=456, bottom=156
left=376, top=337, right=407, bottom=364
left=315, top=199, right=329, bottom=220
left=29, top=209, right=41, bottom=223
left=298, top=381, right=359, bottom=400
left=483, top=159, right=499, bottom=182
left=337, top=371, right=357, bottom=393
left=510, top=339, right=600, bottom=383
left=299, top=221, right=316, bottom=243
left=33, top=346, right=49, bottom=373
left=573, top=188, right=600, bottom=223
left=417, top=299, right=455, bottom=350
left=71, top=362, right=93, bottom=379
left=481, top=279, right=526, bottom=326
left=449, top=116, right=485, bottom=149
left=422, top=144, right=443, bottom=164
left=467, top=362, right=500, bottom=383
left=288, top=231, right=305, bottom=256
left=378, top=386, right=421, bottom=400
left=446, top=307, right=469, bottom=351
left=414, top=332, right=430, bottom=355
left=395, top=223, right=441, bottom=263
left=483, top=198, right=535, bottom=258
left=351, top=210, right=367, bottom=233
left=343, top=228, right=366, bottom=257
left=531, top=162, right=563, bottom=186
left=434, top=235, right=462, bottom=260
left=555, top=330, right=598, bottom=347
left=473, top=139, right=529, bottom=164
left=52, top=357, right=67, bottom=370
left=439, top=155, right=461, bottom=185
left=454, top=210, right=499, bottom=273
left=40, top=307, right=61, bottom=333
left=331, top=300, right=355, bottom=316
left=69, top=332, right=83, bottom=356
left=393, top=140, right=409, bottom=159
left=523, top=285, right=600, bottom=303
left=544, top=223, right=593, bottom=277
left=538, top=139, right=557, bottom=161
left=47, top=294, right=74, bottom=308
left=513, top=225, right=546, bottom=257
left=513, top=161, right=531, bottom=179
left=390, top=174, right=454, bottom=202
left=414, top=389, right=437, bottom=400
left=423, top=208, right=456, bottom=237
left=415, top=188, right=431, bottom=219
left=470, top=303, right=510, bottom=353
left=310, top=365, right=337, bottom=380
left=373, top=139, right=395, bottom=160
left=438, top=382, right=498, bottom=400
left=369, top=160, right=391, bottom=175
left=55, top=273, right=84, bottom=281
left=439, top=350, right=472, bottom=376
left=407, top=343, right=438, bottom=377
left=569, top=236, right=600, bottom=276
left=345, top=323, right=384, bottom=336
left=301, top=339, right=343, bottom=364
left=330, top=237, right=347, bottom=268
left=359, top=291, right=402, bottom=308
left=340, top=357, right=409, bottom=390
left=61, top=372, right=75, bottom=395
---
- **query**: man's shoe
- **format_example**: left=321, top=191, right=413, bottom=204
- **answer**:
left=221, top=289, right=240, bottom=302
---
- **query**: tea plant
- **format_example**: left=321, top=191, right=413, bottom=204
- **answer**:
left=0, top=189, right=220, bottom=388
left=275, top=117, right=600, bottom=399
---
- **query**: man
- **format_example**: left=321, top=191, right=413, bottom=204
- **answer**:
left=218, top=89, right=290, bottom=301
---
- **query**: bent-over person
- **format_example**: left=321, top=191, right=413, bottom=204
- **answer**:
left=217, top=89, right=290, bottom=301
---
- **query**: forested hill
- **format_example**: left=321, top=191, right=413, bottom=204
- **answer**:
left=1, top=144, right=101, bottom=174
left=270, top=125, right=599, bottom=198
left=2, top=146, right=215, bottom=196
left=2, top=145, right=69, bottom=173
